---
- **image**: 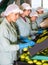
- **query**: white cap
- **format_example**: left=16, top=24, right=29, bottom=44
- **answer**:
left=36, top=7, right=44, bottom=11
left=21, top=3, right=32, bottom=10
left=29, top=11, right=38, bottom=17
left=1, top=3, right=23, bottom=17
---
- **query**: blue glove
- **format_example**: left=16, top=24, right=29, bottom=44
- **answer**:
left=20, top=36, right=31, bottom=42
left=27, top=41, right=35, bottom=46
left=37, top=29, right=43, bottom=34
left=19, top=41, right=35, bottom=50
left=19, top=43, right=28, bottom=50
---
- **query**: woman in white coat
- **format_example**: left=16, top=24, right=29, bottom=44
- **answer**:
left=29, top=11, right=39, bottom=39
left=0, top=3, right=34, bottom=65
left=16, top=3, right=32, bottom=37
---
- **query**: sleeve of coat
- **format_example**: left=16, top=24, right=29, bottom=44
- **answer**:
left=0, top=34, right=19, bottom=52
left=30, top=30, right=38, bottom=35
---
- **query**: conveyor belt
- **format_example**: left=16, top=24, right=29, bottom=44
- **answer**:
left=28, top=38, right=48, bottom=56
left=31, top=55, right=48, bottom=60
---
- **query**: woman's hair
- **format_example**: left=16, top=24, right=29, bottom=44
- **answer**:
left=20, top=6, right=26, bottom=11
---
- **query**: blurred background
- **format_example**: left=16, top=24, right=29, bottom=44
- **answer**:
left=0, top=0, right=48, bottom=14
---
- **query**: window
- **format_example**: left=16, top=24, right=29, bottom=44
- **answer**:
left=0, top=0, right=2, bottom=3
left=43, top=0, right=48, bottom=9
left=31, top=0, right=48, bottom=9
left=31, top=0, right=41, bottom=8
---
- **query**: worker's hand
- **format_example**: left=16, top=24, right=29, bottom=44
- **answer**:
left=27, top=41, right=35, bottom=46
left=20, top=36, right=31, bottom=42
left=19, top=41, right=35, bottom=50
left=37, top=29, right=43, bottom=34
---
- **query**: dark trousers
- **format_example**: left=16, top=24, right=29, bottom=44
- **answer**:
left=28, top=38, right=48, bottom=56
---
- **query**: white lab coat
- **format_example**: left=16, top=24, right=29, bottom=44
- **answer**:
left=16, top=17, right=31, bottom=37
left=31, top=21, right=38, bottom=39
left=0, top=18, right=19, bottom=65
left=31, top=21, right=38, bottom=30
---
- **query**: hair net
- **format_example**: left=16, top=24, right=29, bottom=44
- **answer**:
left=29, top=11, right=38, bottom=17
left=36, top=7, right=44, bottom=11
left=20, top=3, right=32, bottom=10
left=1, top=3, right=23, bottom=17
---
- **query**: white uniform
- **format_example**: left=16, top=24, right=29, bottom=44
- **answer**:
left=31, top=21, right=38, bottom=30
left=0, top=18, right=19, bottom=65
left=30, top=21, right=38, bottom=39
left=16, top=17, right=31, bottom=37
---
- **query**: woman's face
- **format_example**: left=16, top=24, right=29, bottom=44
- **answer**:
left=24, top=10, right=31, bottom=16
left=37, top=10, right=44, bottom=14
left=8, top=13, right=19, bottom=22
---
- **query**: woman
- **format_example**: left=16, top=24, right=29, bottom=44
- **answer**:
left=29, top=11, right=39, bottom=39
left=36, top=7, right=48, bottom=27
left=16, top=3, right=35, bottom=43
left=29, top=11, right=38, bottom=31
left=16, top=3, right=32, bottom=37
left=36, top=7, right=44, bottom=14
left=0, top=3, right=35, bottom=65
